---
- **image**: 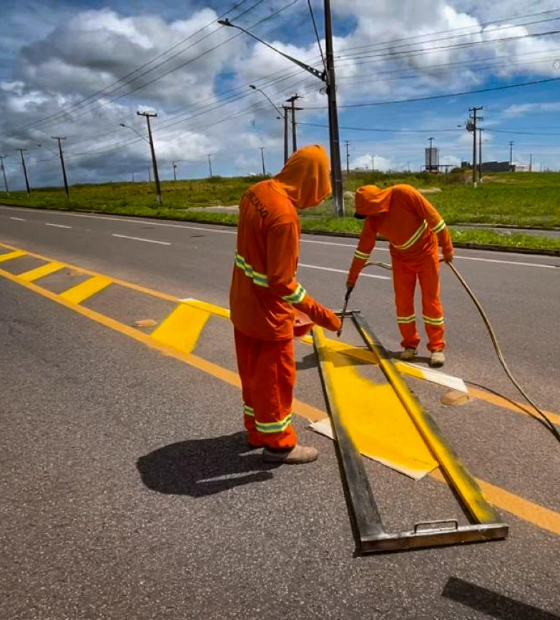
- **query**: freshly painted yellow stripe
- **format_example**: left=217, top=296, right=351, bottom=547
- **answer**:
left=468, top=386, right=560, bottom=426
left=431, top=470, right=560, bottom=537
left=1, top=260, right=559, bottom=536
left=183, top=298, right=230, bottom=319
left=356, top=324, right=501, bottom=524
left=314, top=326, right=438, bottom=479
left=151, top=302, right=210, bottom=355
left=59, top=275, right=112, bottom=304
left=0, top=250, right=26, bottom=263
left=18, top=261, right=65, bottom=282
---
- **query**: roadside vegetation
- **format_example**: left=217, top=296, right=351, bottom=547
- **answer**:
left=3, top=170, right=560, bottom=253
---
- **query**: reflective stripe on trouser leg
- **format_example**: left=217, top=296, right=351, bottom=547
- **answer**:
left=418, top=253, right=445, bottom=351
left=233, top=328, right=297, bottom=450
left=392, top=261, right=420, bottom=350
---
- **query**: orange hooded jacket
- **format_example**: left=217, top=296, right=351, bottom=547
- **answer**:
left=347, top=184, right=453, bottom=286
left=230, top=145, right=341, bottom=341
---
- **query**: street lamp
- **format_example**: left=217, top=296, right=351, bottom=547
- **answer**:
left=249, top=85, right=289, bottom=163
left=219, top=4, right=344, bottom=217
left=249, top=84, right=284, bottom=118
left=119, top=123, right=150, bottom=144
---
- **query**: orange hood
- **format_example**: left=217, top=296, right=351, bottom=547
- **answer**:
left=355, top=185, right=392, bottom=217
left=274, top=144, right=331, bottom=209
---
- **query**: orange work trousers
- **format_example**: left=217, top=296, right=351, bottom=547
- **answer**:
left=234, top=328, right=297, bottom=450
left=392, top=251, right=445, bottom=352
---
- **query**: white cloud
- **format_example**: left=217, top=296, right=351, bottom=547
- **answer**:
left=502, top=101, right=560, bottom=117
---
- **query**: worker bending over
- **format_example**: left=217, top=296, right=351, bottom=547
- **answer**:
left=346, top=184, right=453, bottom=367
left=230, top=145, right=341, bottom=464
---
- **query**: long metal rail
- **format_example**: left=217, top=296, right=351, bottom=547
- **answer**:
left=313, top=311, right=509, bottom=554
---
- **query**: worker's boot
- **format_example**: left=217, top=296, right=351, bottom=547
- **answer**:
left=430, top=350, right=445, bottom=368
left=400, top=348, right=417, bottom=362
left=262, top=444, right=318, bottom=464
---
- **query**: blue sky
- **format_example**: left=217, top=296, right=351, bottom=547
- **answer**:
left=1, top=0, right=560, bottom=189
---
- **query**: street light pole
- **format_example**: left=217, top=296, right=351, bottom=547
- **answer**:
left=136, top=111, right=162, bottom=205
left=173, top=161, right=178, bottom=181
left=509, top=141, right=514, bottom=170
left=0, top=155, right=9, bottom=194
left=468, top=106, right=483, bottom=186
left=324, top=0, right=344, bottom=216
left=282, top=105, right=290, bottom=163
left=52, top=137, right=69, bottom=199
left=208, top=154, right=213, bottom=178
left=16, top=149, right=30, bottom=196
left=219, top=3, right=345, bottom=217
left=285, top=94, right=302, bottom=153
left=260, top=147, right=266, bottom=176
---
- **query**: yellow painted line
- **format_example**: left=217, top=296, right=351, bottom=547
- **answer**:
left=0, top=250, right=25, bottom=263
left=0, top=241, right=177, bottom=302
left=430, top=470, right=560, bottom=537
left=59, top=275, right=112, bottom=304
left=151, top=303, right=210, bottom=354
left=468, top=386, right=560, bottom=426
left=313, top=326, right=438, bottom=479
left=1, top=262, right=559, bottom=536
left=356, top=322, right=502, bottom=524
left=183, top=298, right=230, bottom=319
left=18, top=261, right=65, bottom=282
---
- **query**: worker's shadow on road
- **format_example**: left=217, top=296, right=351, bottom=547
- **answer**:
left=136, top=431, right=280, bottom=497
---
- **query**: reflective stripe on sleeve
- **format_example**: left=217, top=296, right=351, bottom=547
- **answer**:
left=423, top=315, right=444, bottom=326
left=282, top=284, right=306, bottom=305
left=235, top=253, right=268, bottom=287
left=353, top=249, right=370, bottom=261
left=255, top=413, right=293, bottom=434
left=397, top=314, right=416, bottom=324
left=432, top=220, right=447, bottom=234
left=392, top=220, right=428, bottom=251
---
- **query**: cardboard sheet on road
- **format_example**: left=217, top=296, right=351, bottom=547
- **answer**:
left=311, top=343, right=438, bottom=480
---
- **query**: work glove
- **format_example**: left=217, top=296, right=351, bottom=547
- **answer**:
left=345, top=281, right=355, bottom=294
left=296, top=297, right=341, bottom=332
left=443, top=252, right=454, bottom=263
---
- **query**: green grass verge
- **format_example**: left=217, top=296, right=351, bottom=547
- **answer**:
left=3, top=170, right=560, bottom=252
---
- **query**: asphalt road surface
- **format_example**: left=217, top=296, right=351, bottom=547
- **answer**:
left=1, top=204, right=559, bottom=619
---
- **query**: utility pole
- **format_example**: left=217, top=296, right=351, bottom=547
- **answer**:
left=259, top=147, right=266, bottom=176
left=530, top=153, right=533, bottom=172
left=371, top=155, right=375, bottom=171
left=16, top=149, right=30, bottom=196
left=208, top=154, right=213, bottom=178
left=468, top=106, right=483, bottom=186
left=345, top=140, right=350, bottom=175
left=52, top=137, right=69, bottom=199
left=509, top=141, right=514, bottom=170
left=324, top=0, right=344, bottom=216
left=137, top=110, right=162, bottom=205
left=0, top=155, right=9, bottom=194
left=172, top=161, right=178, bottom=182
left=285, top=94, right=302, bottom=154
left=478, top=128, right=483, bottom=182
left=282, top=105, right=290, bottom=163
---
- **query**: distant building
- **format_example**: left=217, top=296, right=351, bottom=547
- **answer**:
left=425, top=147, right=439, bottom=172
left=460, top=160, right=530, bottom=173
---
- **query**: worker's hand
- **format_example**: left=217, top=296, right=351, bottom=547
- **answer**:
left=443, top=252, right=454, bottom=263
left=322, top=310, right=342, bottom=333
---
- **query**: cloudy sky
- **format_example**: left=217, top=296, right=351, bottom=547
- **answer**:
left=1, top=0, right=560, bottom=189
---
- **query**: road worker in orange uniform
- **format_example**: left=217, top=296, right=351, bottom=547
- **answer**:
left=346, top=184, right=454, bottom=367
left=230, top=145, right=341, bottom=464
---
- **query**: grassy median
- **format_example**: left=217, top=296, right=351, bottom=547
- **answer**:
left=3, top=171, right=560, bottom=253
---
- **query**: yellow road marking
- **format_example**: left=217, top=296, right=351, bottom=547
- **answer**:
left=0, top=262, right=559, bottom=536
left=314, top=327, right=438, bottom=479
left=0, top=250, right=26, bottom=263
left=151, top=303, right=210, bottom=354
left=468, top=386, right=560, bottom=426
left=18, top=261, right=64, bottom=282
left=431, top=470, right=560, bottom=537
left=59, top=275, right=112, bottom=304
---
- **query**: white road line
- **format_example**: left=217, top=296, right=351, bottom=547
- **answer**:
left=1, top=205, right=558, bottom=269
left=46, top=223, right=71, bottom=229
left=112, top=233, right=171, bottom=246
left=299, top=263, right=390, bottom=280
left=9, top=216, right=26, bottom=221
